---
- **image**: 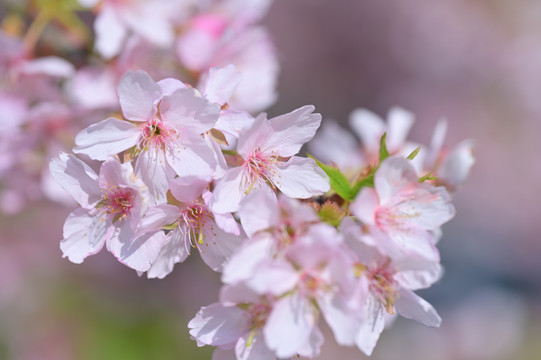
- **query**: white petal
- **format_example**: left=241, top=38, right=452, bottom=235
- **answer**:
left=355, top=295, right=385, bottom=356
left=386, top=107, right=415, bottom=152
left=165, top=138, right=216, bottom=179
left=264, top=105, right=321, bottom=157
left=147, top=228, right=190, bottom=279
left=349, top=108, right=385, bottom=153
left=74, top=118, right=139, bottom=160
left=239, top=187, right=279, bottom=238
left=160, top=88, right=220, bottom=134
left=222, top=234, right=274, bottom=285
left=136, top=204, right=181, bottom=236
left=108, top=227, right=167, bottom=272
left=95, top=5, right=127, bottom=59
left=49, top=152, right=100, bottom=208
left=188, top=303, right=248, bottom=347
left=135, top=147, right=173, bottom=204
left=273, top=157, right=330, bottom=199
left=263, top=293, right=316, bottom=358
left=61, top=208, right=110, bottom=263
left=246, top=260, right=298, bottom=296
left=199, top=224, right=244, bottom=272
left=210, top=167, right=245, bottom=214
left=201, top=65, right=242, bottom=106
left=236, top=331, right=275, bottom=360
left=394, top=289, right=441, bottom=327
left=375, top=156, right=419, bottom=203
left=318, top=293, right=360, bottom=346
left=117, top=70, right=161, bottom=122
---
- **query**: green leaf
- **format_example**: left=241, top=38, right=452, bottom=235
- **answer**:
left=379, top=132, right=390, bottom=163
left=308, top=154, right=353, bottom=200
left=419, top=171, right=437, bottom=183
left=407, top=146, right=422, bottom=160
left=350, top=173, right=374, bottom=197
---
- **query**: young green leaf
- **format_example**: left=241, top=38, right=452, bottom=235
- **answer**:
left=379, top=132, right=390, bottom=163
left=308, top=154, right=353, bottom=200
left=407, top=146, right=422, bottom=160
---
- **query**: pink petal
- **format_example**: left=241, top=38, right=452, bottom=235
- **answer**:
left=246, top=260, right=298, bottom=296
left=438, top=140, right=475, bottom=187
left=135, top=147, right=173, bottom=203
left=214, top=111, right=255, bottom=137
left=147, top=228, right=190, bottom=279
left=235, top=331, right=275, bottom=360
left=136, top=204, right=181, bottom=236
left=117, top=70, right=161, bottom=122
left=386, top=107, right=415, bottom=151
left=49, top=153, right=100, bottom=208
left=169, top=176, right=209, bottom=204
left=318, top=293, right=360, bottom=346
left=165, top=138, right=216, bottom=179
left=108, top=228, right=167, bottom=272
left=349, top=108, right=385, bottom=153
left=374, top=156, right=419, bottom=203
left=239, top=187, right=279, bottom=238
left=199, top=223, right=244, bottom=272
left=355, top=295, right=385, bottom=356
left=350, top=187, right=379, bottom=226
left=296, top=326, right=324, bottom=359
left=94, top=5, right=127, bottom=59
left=263, top=293, right=316, bottom=358
left=61, top=208, right=110, bottom=263
left=157, top=78, right=187, bottom=97
left=200, top=65, right=242, bottom=106
left=74, top=118, right=139, bottom=161
left=188, top=303, right=248, bottom=347
left=222, top=234, right=274, bottom=285
left=394, top=288, right=441, bottom=327
left=273, top=157, right=330, bottom=199
left=210, top=167, right=245, bottom=214
left=264, top=105, right=321, bottom=157
left=160, top=88, right=220, bottom=134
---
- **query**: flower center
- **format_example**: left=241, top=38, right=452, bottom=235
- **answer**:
left=98, top=185, right=135, bottom=222
left=179, top=202, right=216, bottom=251
left=242, top=150, right=278, bottom=193
left=367, top=262, right=398, bottom=314
left=248, top=303, right=271, bottom=330
left=139, top=119, right=174, bottom=150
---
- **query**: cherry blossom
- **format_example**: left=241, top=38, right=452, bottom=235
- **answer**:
left=49, top=153, right=165, bottom=271
left=210, top=105, right=329, bottom=213
left=351, top=156, right=455, bottom=260
left=74, top=70, right=220, bottom=202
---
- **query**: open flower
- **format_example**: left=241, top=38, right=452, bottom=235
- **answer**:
left=74, top=70, right=220, bottom=202
left=351, top=156, right=455, bottom=260
left=49, top=153, right=166, bottom=271
left=210, top=105, right=329, bottom=213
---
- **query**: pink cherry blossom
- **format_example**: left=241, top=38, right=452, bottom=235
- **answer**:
left=50, top=153, right=165, bottom=271
left=425, top=119, right=475, bottom=191
left=341, top=217, right=442, bottom=355
left=135, top=176, right=243, bottom=278
left=351, top=156, right=455, bottom=260
left=74, top=70, right=220, bottom=202
left=210, top=105, right=329, bottom=213
left=189, top=284, right=277, bottom=360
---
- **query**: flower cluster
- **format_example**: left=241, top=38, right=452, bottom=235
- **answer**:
left=0, top=0, right=278, bottom=214
left=51, top=66, right=473, bottom=358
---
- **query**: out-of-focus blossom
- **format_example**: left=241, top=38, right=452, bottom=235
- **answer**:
left=351, top=156, right=455, bottom=261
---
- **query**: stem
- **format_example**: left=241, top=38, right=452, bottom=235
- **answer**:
left=23, top=9, right=51, bottom=54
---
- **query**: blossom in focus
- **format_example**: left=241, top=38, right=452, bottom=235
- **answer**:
left=210, top=105, right=329, bottom=213
left=74, top=70, right=220, bottom=202
left=135, top=176, right=244, bottom=278
left=49, top=153, right=165, bottom=271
